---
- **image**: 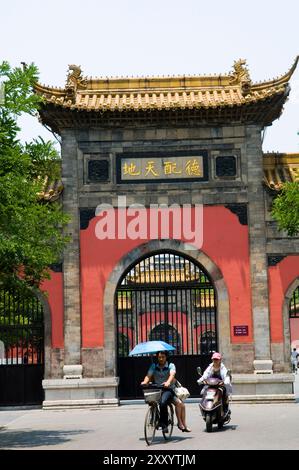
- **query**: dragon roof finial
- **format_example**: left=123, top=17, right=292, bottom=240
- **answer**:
left=229, top=59, right=252, bottom=95
left=65, top=64, right=87, bottom=102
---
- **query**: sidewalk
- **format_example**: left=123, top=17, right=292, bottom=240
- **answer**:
left=0, top=374, right=298, bottom=450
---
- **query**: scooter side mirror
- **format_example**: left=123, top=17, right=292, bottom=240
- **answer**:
left=197, top=366, right=202, bottom=376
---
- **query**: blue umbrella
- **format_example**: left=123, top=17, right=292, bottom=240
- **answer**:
left=129, top=340, right=176, bottom=356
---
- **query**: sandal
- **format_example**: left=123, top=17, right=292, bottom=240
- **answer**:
left=177, top=425, right=185, bottom=431
left=182, top=427, right=191, bottom=432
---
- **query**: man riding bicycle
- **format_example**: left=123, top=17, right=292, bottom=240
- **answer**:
left=141, top=350, right=191, bottom=433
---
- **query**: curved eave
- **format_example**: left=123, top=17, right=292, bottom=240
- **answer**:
left=34, top=82, right=289, bottom=120
left=37, top=88, right=288, bottom=135
left=34, top=82, right=66, bottom=96
left=252, top=56, right=299, bottom=92
left=34, top=82, right=288, bottom=111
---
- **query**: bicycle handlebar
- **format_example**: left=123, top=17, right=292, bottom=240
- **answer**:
left=141, top=383, right=169, bottom=391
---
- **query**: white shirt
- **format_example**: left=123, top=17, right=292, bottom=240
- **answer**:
left=198, top=363, right=232, bottom=394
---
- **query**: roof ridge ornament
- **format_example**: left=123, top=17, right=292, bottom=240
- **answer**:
left=229, top=59, right=252, bottom=95
left=65, top=64, right=87, bottom=102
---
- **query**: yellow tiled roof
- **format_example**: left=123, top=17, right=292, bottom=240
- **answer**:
left=34, top=58, right=298, bottom=129
left=263, top=153, right=299, bottom=191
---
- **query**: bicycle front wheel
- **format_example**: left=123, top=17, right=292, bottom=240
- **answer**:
left=162, top=404, right=174, bottom=440
left=144, top=405, right=157, bottom=446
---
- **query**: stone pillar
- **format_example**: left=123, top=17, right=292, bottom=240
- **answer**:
left=246, top=125, right=272, bottom=373
left=61, top=129, right=82, bottom=372
left=42, top=129, right=120, bottom=408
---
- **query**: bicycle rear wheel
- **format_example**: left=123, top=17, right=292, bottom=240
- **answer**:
left=144, top=405, right=157, bottom=446
left=162, top=404, right=174, bottom=440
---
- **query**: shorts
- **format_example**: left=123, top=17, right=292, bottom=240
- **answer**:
left=172, top=394, right=183, bottom=405
left=160, top=388, right=183, bottom=405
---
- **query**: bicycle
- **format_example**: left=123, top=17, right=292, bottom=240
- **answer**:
left=142, top=384, right=174, bottom=446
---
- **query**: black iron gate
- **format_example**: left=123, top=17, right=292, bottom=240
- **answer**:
left=0, top=287, right=44, bottom=406
left=289, top=286, right=299, bottom=318
left=116, top=251, right=217, bottom=399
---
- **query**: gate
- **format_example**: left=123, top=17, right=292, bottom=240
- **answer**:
left=289, top=286, right=299, bottom=318
left=116, top=251, right=217, bottom=398
left=0, top=286, right=44, bottom=406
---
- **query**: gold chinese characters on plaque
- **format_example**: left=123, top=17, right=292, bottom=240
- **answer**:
left=118, top=154, right=208, bottom=183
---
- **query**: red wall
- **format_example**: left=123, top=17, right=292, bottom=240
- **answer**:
left=80, top=206, right=253, bottom=348
left=268, top=256, right=299, bottom=342
left=41, top=272, right=64, bottom=348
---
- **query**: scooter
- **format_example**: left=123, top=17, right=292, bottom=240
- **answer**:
left=197, top=367, right=231, bottom=432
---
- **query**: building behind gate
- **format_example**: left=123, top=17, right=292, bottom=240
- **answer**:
left=1, top=58, right=299, bottom=407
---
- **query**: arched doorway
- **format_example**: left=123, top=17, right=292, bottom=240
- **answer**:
left=0, top=285, right=45, bottom=405
left=289, top=285, right=299, bottom=351
left=115, top=250, right=217, bottom=398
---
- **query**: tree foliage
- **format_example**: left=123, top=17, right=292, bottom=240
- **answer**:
left=271, top=181, right=299, bottom=236
left=0, top=61, right=70, bottom=289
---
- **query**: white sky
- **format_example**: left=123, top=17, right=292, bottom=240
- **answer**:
left=1, top=0, right=299, bottom=152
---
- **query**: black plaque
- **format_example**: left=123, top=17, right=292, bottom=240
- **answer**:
left=88, top=159, right=109, bottom=182
left=216, top=156, right=236, bottom=177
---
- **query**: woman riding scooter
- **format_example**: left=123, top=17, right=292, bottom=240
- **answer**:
left=198, top=352, right=232, bottom=414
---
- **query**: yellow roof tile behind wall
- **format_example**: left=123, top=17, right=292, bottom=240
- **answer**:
left=263, top=153, right=299, bottom=191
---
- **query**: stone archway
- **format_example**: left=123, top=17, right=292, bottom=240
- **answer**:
left=103, top=239, right=231, bottom=378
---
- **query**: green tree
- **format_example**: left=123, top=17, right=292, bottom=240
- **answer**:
left=271, top=181, right=299, bottom=236
left=0, top=61, right=70, bottom=289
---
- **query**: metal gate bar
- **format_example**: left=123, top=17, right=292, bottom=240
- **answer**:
left=0, top=287, right=44, bottom=405
left=290, top=287, right=299, bottom=318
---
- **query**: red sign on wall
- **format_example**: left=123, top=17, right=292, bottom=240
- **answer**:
left=233, top=325, right=249, bottom=336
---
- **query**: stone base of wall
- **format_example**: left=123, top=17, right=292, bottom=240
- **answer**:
left=232, top=394, right=295, bottom=403
left=42, top=377, right=119, bottom=409
left=271, top=342, right=290, bottom=373
left=49, top=348, right=64, bottom=379
left=231, top=344, right=255, bottom=373
left=81, top=348, right=105, bottom=378
left=231, top=373, right=295, bottom=402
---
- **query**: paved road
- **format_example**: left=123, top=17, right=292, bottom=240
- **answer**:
left=0, top=375, right=298, bottom=450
